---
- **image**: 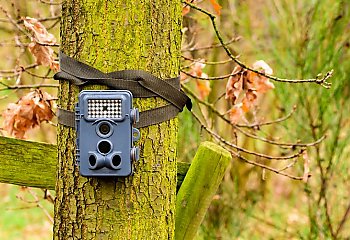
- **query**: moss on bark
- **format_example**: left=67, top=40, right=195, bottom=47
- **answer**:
left=54, top=0, right=182, bottom=239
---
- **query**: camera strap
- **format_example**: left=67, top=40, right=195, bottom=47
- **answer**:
left=54, top=52, right=192, bottom=128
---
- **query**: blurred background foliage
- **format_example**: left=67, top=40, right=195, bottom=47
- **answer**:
left=0, top=0, right=349, bottom=239
left=180, top=0, right=350, bottom=239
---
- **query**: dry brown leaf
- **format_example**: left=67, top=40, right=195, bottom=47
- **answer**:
left=228, top=104, right=244, bottom=124
left=182, top=5, right=191, bottom=16
left=209, top=0, right=222, bottom=16
left=28, top=42, right=49, bottom=65
left=252, top=60, right=273, bottom=75
left=248, top=71, right=275, bottom=93
left=23, top=17, right=56, bottom=44
left=191, top=61, right=207, bottom=78
left=196, top=79, right=211, bottom=100
left=225, top=66, right=245, bottom=105
left=242, top=89, right=257, bottom=112
left=23, top=17, right=59, bottom=72
left=249, top=60, right=274, bottom=93
left=2, top=90, right=55, bottom=139
left=180, top=72, right=188, bottom=82
left=189, top=60, right=210, bottom=98
left=225, top=60, right=275, bottom=123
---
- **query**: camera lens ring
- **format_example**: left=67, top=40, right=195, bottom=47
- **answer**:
left=97, top=140, right=113, bottom=155
left=96, top=121, right=113, bottom=138
left=105, top=153, right=122, bottom=170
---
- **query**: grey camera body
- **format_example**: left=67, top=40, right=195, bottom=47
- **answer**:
left=76, top=90, right=140, bottom=177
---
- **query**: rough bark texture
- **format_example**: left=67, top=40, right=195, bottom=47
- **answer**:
left=54, top=1, right=182, bottom=239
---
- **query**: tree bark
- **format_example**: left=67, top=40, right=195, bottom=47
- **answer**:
left=54, top=1, right=182, bottom=239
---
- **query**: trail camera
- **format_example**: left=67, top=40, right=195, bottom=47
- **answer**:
left=76, top=90, right=140, bottom=177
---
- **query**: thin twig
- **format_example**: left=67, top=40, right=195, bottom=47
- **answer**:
left=0, top=64, right=38, bottom=73
left=37, top=0, right=62, bottom=5
left=191, top=110, right=305, bottom=179
left=181, top=36, right=241, bottom=52
left=182, top=55, right=233, bottom=65
left=191, top=110, right=304, bottom=160
left=234, top=124, right=326, bottom=148
left=237, top=106, right=297, bottom=128
left=23, top=69, right=54, bottom=79
left=0, top=83, right=59, bottom=91
left=14, top=187, right=53, bottom=223
left=231, top=149, right=306, bottom=180
left=181, top=70, right=232, bottom=80
left=335, top=200, right=350, bottom=238
left=247, top=213, right=297, bottom=236
left=182, top=84, right=326, bottom=148
left=27, top=188, right=53, bottom=223
left=0, top=5, right=32, bottom=40
left=212, top=92, right=226, bottom=105
left=0, top=5, right=59, bottom=47
left=42, top=189, right=55, bottom=204
left=278, top=159, right=298, bottom=172
left=183, top=1, right=333, bottom=88
left=324, top=195, right=336, bottom=239
left=0, top=16, right=61, bottom=23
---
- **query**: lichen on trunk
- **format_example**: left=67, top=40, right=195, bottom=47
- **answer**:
left=54, top=0, right=182, bottom=239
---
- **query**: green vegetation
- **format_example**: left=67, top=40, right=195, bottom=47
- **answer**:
left=178, top=0, right=350, bottom=239
left=0, top=0, right=349, bottom=239
left=0, top=184, right=53, bottom=240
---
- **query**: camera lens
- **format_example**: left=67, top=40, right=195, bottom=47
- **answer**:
left=99, top=123, right=110, bottom=135
left=96, top=122, right=113, bottom=138
left=97, top=140, right=112, bottom=154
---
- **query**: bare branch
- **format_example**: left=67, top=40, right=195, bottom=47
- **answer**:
left=183, top=1, right=333, bottom=89
left=181, top=36, right=241, bottom=52
left=0, top=6, right=60, bottom=47
left=0, top=5, right=32, bottom=40
left=237, top=106, right=297, bottom=128
left=182, top=84, right=326, bottom=148
left=335, top=200, right=350, bottom=238
left=27, top=188, right=53, bottom=224
left=37, top=0, right=62, bottom=5
left=191, top=110, right=304, bottom=161
left=182, top=56, right=233, bottom=65
left=0, top=64, right=38, bottom=74
left=189, top=109, right=306, bottom=180
left=181, top=70, right=232, bottom=80
left=0, top=83, right=59, bottom=91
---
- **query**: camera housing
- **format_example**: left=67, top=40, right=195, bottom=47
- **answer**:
left=76, top=90, right=140, bottom=177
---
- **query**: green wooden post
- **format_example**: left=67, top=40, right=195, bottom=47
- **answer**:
left=0, top=137, right=56, bottom=189
left=175, top=141, right=231, bottom=240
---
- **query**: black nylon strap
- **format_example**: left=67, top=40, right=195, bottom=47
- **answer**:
left=56, top=104, right=178, bottom=128
left=136, top=104, right=180, bottom=128
left=54, top=52, right=192, bottom=128
left=57, top=108, right=75, bottom=128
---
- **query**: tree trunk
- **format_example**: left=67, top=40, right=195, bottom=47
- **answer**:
left=54, top=1, right=182, bottom=239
